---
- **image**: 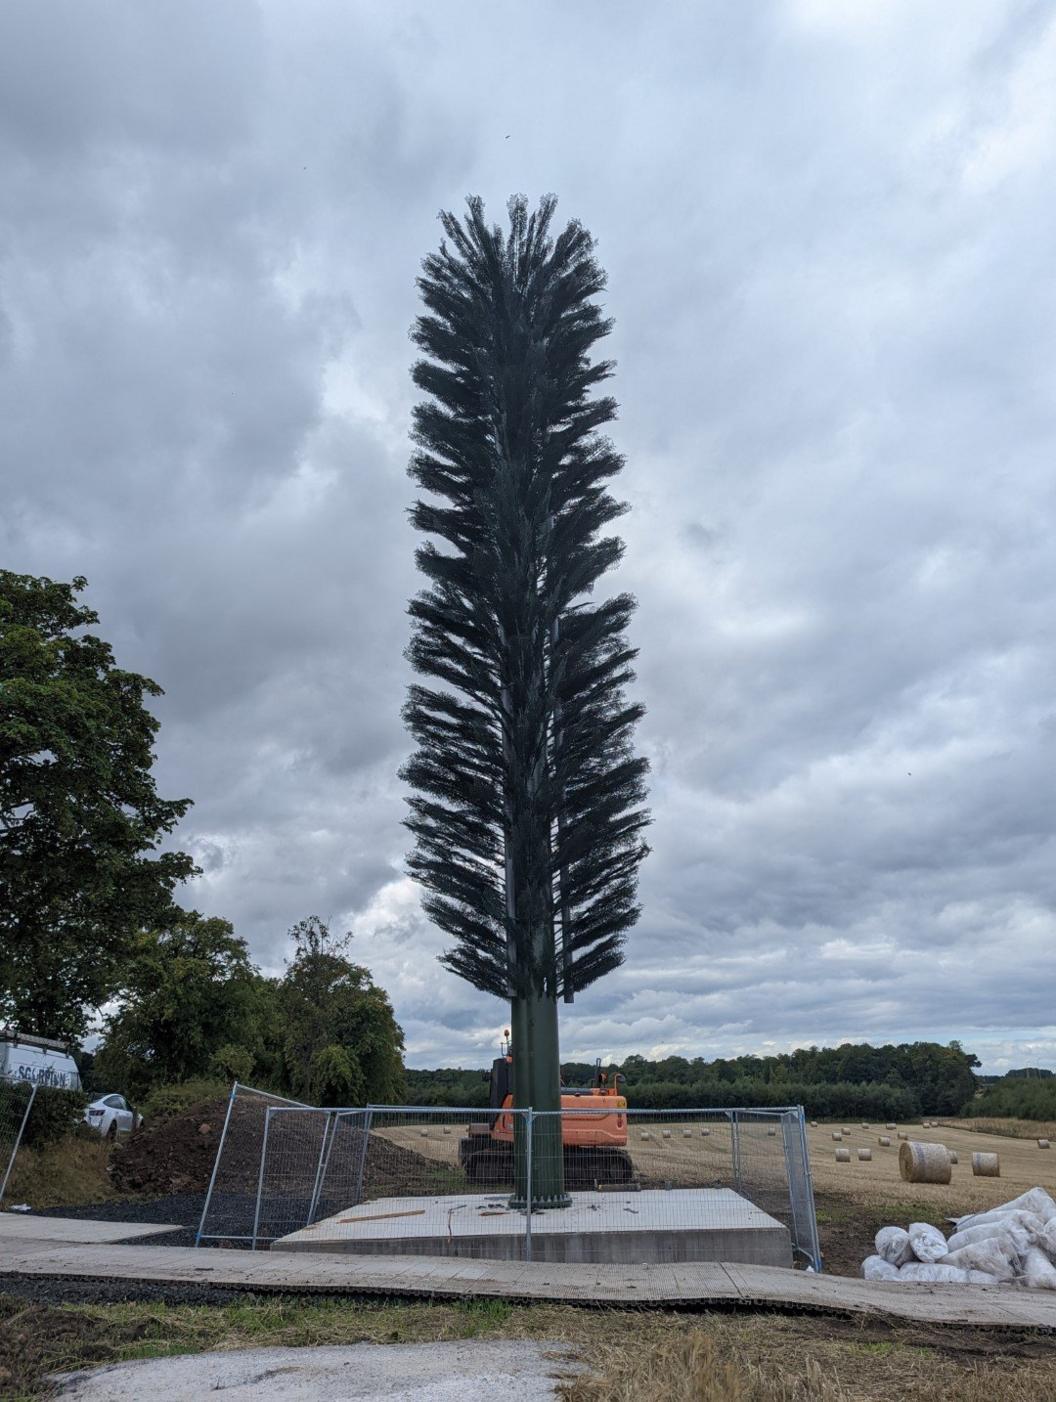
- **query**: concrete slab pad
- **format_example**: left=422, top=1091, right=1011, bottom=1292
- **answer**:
left=53, top=1340, right=580, bottom=1400
left=0, top=1214, right=181, bottom=1245
left=272, top=1188, right=792, bottom=1267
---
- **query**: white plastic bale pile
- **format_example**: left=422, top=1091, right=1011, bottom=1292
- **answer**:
left=861, top=1186, right=1056, bottom=1290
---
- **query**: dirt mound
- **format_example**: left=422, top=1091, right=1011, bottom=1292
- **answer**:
left=110, top=1098, right=455, bottom=1203
left=110, top=1098, right=231, bottom=1196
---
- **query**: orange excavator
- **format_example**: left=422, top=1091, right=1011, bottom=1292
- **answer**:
left=458, top=1034, right=634, bottom=1187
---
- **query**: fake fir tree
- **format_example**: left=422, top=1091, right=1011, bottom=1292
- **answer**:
left=402, top=196, right=648, bottom=1205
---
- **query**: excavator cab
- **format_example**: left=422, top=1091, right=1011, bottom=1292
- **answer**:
left=459, top=1037, right=633, bottom=1187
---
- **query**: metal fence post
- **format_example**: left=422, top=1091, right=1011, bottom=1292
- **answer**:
left=729, top=1108, right=741, bottom=1191
left=305, top=1109, right=335, bottom=1227
left=195, top=1080, right=238, bottom=1247
left=524, top=1109, right=533, bottom=1263
left=0, top=1082, right=37, bottom=1207
left=352, top=1107, right=374, bottom=1207
left=796, top=1105, right=822, bottom=1271
left=251, top=1104, right=273, bottom=1250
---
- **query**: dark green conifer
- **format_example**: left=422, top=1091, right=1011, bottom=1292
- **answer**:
left=402, top=196, right=649, bottom=1204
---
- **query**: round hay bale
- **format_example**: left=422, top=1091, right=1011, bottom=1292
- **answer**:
left=878, top=1135, right=891, bottom=1147
left=841, top=1127, right=852, bottom=1136
left=700, top=1127, right=710, bottom=1137
left=683, top=1129, right=693, bottom=1138
left=767, top=1127, right=776, bottom=1137
left=419, top=1128, right=429, bottom=1138
left=972, top=1151, right=1000, bottom=1177
left=897, top=1131, right=908, bottom=1141
left=831, top=1131, right=843, bottom=1142
left=834, top=1148, right=850, bottom=1163
left=1038, top=1139, right=1051, bottom=1150
left=662, top=1129, right=672, bottom=1139
left=949, top=1151, right=958, bottom=1164
left=886, top=1122, right=897, bottom=1130
left=640, top=1131, right=651, bottom=1140
left=442, top=1126, right=451, bottom=1135
left=899, top=1140, right=951, bottom=1185
left=858, top=1148, right=872, bottom=1162
left=810, top=1120, right=818, bottom=1127
left=861, top=1122, right=870, bottom=1129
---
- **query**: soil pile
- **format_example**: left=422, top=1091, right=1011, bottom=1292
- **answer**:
left=110, top=1098, right=231, bottom=1195
left=110, top=1098, right=453, bottom=1203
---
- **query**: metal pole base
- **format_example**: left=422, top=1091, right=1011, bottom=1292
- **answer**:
left=508, top=1191, right=573, bottom=1211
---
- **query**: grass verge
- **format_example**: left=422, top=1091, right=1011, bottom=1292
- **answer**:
left=3, top=1293, right=1056, bottom=1401
left=2, top=1137, right=115, bottom=1211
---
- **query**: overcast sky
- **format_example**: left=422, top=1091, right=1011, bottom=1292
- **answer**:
left=3, top=1, right=1055, bottom=1073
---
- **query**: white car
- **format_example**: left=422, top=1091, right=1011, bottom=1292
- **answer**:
left=84, top=1093, right=140, bottom=1139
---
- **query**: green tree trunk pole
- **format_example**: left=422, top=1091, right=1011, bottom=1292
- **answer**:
left=510, top=988, right=569, bottom=1209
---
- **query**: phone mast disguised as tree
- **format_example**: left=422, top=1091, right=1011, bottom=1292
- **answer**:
left=402, top=196, right=649, bottom=1206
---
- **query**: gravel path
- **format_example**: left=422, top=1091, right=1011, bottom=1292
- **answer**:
left=32, top=1194, right=206, bottom=1247
left=53, top=1340, right=582, bottom=1400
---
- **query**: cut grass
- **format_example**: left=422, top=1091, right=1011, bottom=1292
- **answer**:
left=4, top=1294, right=1056, bottom=1402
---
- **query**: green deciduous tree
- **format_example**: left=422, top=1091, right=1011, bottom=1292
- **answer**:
left=402, top=196, right=649, bottom=1205
left=93, top=912, right=263, bottom=1100
left=0, top=572, right=197, bottom=1039
left=277, top=916, right=405, bottom=1106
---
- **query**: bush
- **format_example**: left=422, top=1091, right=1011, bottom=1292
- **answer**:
left=969, top=1078, right=1056, bottom=1121
left=0, top=1084, right=90, bottom=1150
left=208, top=1044, right=254, bottom=1083
left=139, top=1078, right=229, bottom=1125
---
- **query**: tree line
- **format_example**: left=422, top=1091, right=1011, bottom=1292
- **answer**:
left=406, top=1040, right=981, bottom=1118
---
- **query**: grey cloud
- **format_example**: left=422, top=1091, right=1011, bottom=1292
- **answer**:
left=2, top=0, right=1054, bottom=1072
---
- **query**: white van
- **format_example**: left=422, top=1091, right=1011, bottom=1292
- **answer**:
left=0, top=1031, right=81, bottom=1090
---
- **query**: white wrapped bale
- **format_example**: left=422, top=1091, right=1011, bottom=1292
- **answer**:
left=972, top=1151, right=1000, bottom=1177
left=899, top=1140, right=951, bottom=1184
left=943, top=1240, right=1016, bottom=1282
left=835, top=1148, right=850, bottom=1162
left=908, top=1221, right=948, bottom=1263
left=899, top=1262, right=994, bottom=1284
left=858, top=1148, right=872, bottom=1162
left=875, top=1225, right=913, bottom=1267
left=862, top=1254, right=900, bottom=1281
left=947, top=1220, right=1034, bottom=1257
left=1021, top=1246, right=1056, bottom=1290
left=956, top=1188, right=1056, bottom=1225
left=1038, top=1220, right=1056, bottom=1258
left=951, top=1207, right=1045, bottom=1238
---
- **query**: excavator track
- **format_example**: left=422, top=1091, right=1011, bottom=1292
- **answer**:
left=460, top=1142, right=635, bottom=1190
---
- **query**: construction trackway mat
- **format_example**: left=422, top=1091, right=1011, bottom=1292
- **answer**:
left=2, top=1231, right=1056, bottom=1328
left=0, top=1214, right=182, bottom=1244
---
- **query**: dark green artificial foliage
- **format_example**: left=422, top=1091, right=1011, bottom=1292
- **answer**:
left=402, top=196, right=649, bottom=1134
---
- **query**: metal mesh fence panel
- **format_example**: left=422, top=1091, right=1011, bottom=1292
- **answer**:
left=236, top=1102, right=820, bottom=1269
left=303, top=1107, right=531, bottom=1259
left=196, top=1082, right=308, bottom=1245
left=0, top=1077, right=36, bottom=1206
